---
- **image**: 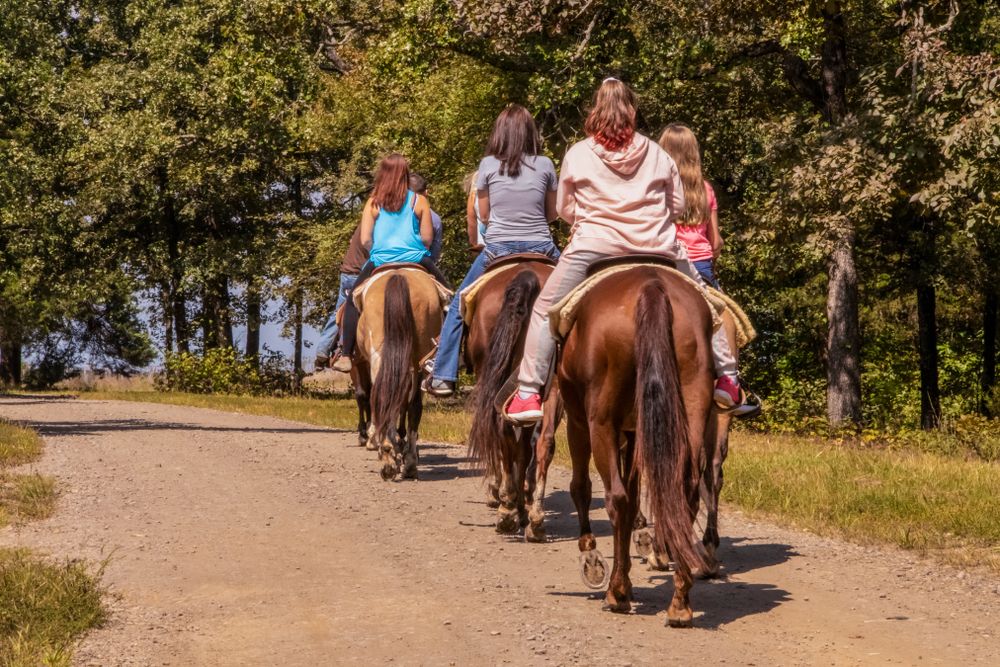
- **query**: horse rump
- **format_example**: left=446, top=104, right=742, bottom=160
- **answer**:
left=633, top=276, right=704, bottom=575
left=371, top=274, right=416, bottom=445
left=467, top=269, right=542, bottom=478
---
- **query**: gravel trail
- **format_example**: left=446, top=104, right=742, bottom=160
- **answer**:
left=0, top=395, right=997, bottom=667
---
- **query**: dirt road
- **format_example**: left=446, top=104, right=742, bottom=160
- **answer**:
left=0, top=395, right=997, bottom=667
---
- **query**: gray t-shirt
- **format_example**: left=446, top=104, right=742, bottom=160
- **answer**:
left=476, top=155, right=557, bottom=244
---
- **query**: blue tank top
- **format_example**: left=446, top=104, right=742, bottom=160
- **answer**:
left=369, top=191, right=430, bottom=267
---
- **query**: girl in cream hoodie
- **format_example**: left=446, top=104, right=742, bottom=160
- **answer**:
left=506, top=79, right=741, bottom=423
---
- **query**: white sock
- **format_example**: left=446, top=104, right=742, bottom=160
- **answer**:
left=517, top=386, right=539, bottom=400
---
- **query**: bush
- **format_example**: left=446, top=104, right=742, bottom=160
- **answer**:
left=156, top=348, right=296, bottom=396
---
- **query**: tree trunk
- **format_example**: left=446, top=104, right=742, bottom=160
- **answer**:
left=0, top=339, right=22, bottom=385
left=826, top=225, right=863, bottom=426
left=160, top=166, right=190, bottom=355
left=293, top=295, right=303, bottom=390
left=820, top=1, right=848, bottom=124
left=161, top=283, right=173, bottom=355
left=916, top=280, right=941, bottom=429
left=983, top=288, right=998, bottom=416
left=246, top=279, right=261, bottom=363
left=201, top=287, right=216, bottom=350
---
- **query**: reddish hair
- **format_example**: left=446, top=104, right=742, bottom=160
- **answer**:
left=371, top=154, right=410, bottom=213
left=584, top=80, right=637, bottom=152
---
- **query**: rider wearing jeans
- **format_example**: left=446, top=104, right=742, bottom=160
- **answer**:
left=506, top=79, right=742, bottom=423
left=424, top=104, right=560, bottom=396
left=314, top=225, right=367, bottom=369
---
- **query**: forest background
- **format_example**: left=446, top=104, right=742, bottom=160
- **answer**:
left=1, top=0, right=998, bottom=436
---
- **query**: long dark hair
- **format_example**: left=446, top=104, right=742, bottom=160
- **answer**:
left=485, top=105, right=541, bottom=178
left=371, top=154, right=410, bottom=213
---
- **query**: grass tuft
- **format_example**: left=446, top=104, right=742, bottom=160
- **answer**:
left=0, top=549, right=109, bottom=666
left=0, top=422, right=43, bottom=468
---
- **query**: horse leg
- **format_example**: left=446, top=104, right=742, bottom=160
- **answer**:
left=515, top=425, right=533, bottom=528
left=568, top=415, right=607, bottom=590
left=526, top=390, right=563, bottom=543
left=495, top=425, right=520, bottom=534
left=697, top=409, right=729, bottom=577
left=401, top=378, right=421, bottom=480
left=597, top=426, right=636, bottom=613
left=352, top=362, right=372, bottom=449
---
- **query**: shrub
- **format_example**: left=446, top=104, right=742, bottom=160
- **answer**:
left=157, top=348, right=295, bottom=396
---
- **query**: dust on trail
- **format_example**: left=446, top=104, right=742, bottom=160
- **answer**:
left=0, top=395, right=997, bottom=667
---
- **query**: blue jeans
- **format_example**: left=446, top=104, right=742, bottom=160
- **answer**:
left=316, top=272, right=358, bottom=359
left=693, top=260, right=721, bottom=291
left=433, top=240, right=560, bottom=382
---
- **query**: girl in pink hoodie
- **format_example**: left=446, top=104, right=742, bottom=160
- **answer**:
left=506, top=79, right=741, bottom=423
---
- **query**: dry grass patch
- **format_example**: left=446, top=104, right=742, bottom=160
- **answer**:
left=0, top=421, right=42, bottom=467
left=723, top=433, right=1000, bottom=572
left=0, top=549, right=109, bottom=667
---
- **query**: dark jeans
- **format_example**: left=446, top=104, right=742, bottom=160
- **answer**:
left=693, top=259, right=721, bottom=291
left=341, top=257, right=452, bottom=358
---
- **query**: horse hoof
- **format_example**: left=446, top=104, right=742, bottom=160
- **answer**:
left=647, top=551, right=673, bottom=572
left=602, top=599, right=631, bottom=614
left=579, top=550, right=611, bottom=590
left=401, top=466, right=418, bottom=480
left=633, top=528, right=653, bottom=558
left=366, top=440, right=377, bottom=451
left=380, top=462, right=399, bottom=481
left=358, top=436, right=369, bottom=448
left=495, top=508, right=520, bottom=535
left=666, top=614, right=694, bottom=628
left=519, top=507, right=529, bottom=528
left=524, top=522, right=546, bottom=544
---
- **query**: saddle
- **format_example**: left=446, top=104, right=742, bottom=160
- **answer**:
left=352, top=263, right=452, bottom=312
left=585, top=253, right=676, bottom=278
left=485, top=252, right=557, bottom=274
left=460, top=253, right=556, bottom=326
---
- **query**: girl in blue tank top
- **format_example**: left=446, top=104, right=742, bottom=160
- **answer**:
left=334, top=154, right=452, bottom=372
left=369, top=190, right=428, bottom=266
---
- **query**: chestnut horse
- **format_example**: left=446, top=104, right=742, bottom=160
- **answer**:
left=557, top=266, right=714, bottom=627
left=465, top=258, right=563, bottom=537
left=350, top=268, right=445, bottom=481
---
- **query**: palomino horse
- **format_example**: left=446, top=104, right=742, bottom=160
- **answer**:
left=557, top=265, right=715, bottom=627
left=465, top=255, right=562, bottom=536
left=350, top=266, right=446, bottom=481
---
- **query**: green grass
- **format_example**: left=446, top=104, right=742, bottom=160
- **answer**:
left=724, top=434, right=1000, bottom=572
left=69, top=390, right=1000, bottom=571
left=0, top=421, right=56, bottom=529
left=0, top=549, right=109, bottom=667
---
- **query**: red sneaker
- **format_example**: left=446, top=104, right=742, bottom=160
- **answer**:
left=714, top=376, right=741, bottom=408
left=506, top=393, right=544, bottom=423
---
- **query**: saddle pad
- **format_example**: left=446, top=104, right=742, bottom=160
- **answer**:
left=353, top=268, right=453, bottom=312
left=707, top=287, right=757, bottom=348
left=547, top=264, right=728, bottom=344
left=458, top=263, right=522, bottom=326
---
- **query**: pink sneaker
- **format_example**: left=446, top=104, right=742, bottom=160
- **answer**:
left=506, top=393, right=544, bottom=423
left=714, top=376, right=741, bottom=408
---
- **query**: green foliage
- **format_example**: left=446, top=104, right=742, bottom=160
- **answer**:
left=158, top=348, right=294, bottom=396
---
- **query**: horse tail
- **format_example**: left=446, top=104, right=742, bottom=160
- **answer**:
left=468, top=269, right=542, bottom=477
left=634, top=276, right=704, bottom=575
left=371, top=274, right=416, bottom=445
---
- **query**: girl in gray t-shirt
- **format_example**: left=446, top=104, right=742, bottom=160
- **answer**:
left=423, top=104, right=560, bottom=397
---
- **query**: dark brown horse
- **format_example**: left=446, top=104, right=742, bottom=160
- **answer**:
left=557, top=266, right=715, bottom=626
left=466, top=257, right=563, bottom=536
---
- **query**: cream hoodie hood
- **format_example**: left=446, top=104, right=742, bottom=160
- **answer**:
left=587, top=134, right=650, bottom=176
left=555, top=133, right=686, bottom=253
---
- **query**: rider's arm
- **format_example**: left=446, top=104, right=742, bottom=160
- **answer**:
left=415, top=194, right=434, bottom=249
left=477, top=190, right=491, bottom=227
left=466, top=189, right=478, bottom=246
left=708, top=209, right=724, bottom=259
left=360, top=199, right=377, bottom=250
left=544, top=190, right=558, bottom=223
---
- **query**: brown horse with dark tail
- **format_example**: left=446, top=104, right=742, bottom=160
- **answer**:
left=557, top=265, right=714, bottom=626
left=465, top=258, right=562, bottom=536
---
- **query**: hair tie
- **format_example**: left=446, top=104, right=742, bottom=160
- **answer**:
left=603, top=77, right=619, bottom=84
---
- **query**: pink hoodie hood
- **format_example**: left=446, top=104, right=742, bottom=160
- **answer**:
left=587, top=134, right=650, bottom=175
